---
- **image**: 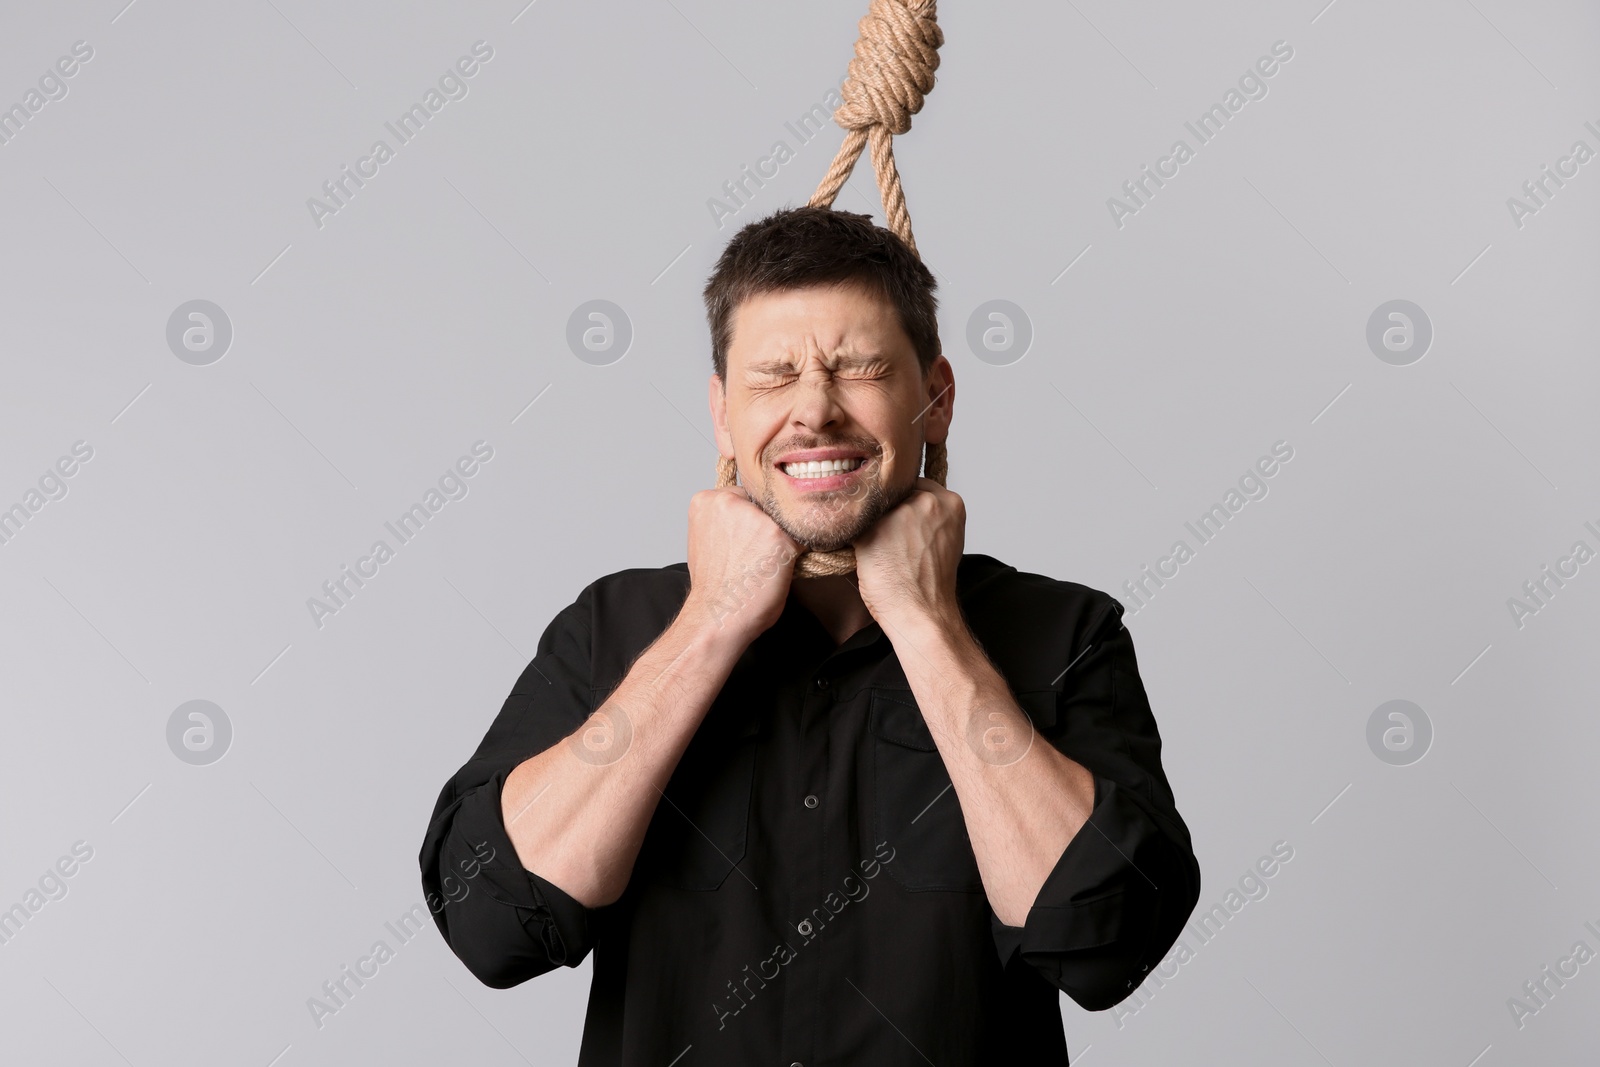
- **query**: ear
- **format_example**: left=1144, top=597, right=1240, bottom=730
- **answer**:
left=709, top=373, right=735, bottom=459
left=920, top=355, right=954, bottom=446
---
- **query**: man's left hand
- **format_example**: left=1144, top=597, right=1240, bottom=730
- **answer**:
left=852, top=476, right=966, bottom=633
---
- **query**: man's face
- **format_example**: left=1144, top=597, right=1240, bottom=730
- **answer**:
left=709, top=281, right=954, bottom=553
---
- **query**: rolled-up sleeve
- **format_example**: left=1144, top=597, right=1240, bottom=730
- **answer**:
left=418, top=587, right=604, bottom=989
left=992, top=597, right=1202, bottom=1011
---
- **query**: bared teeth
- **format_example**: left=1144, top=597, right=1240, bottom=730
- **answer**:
left=783, top=458, right=863, bottom=479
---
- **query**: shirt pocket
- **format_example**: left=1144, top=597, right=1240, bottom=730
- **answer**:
left=867, top=687, right=1060, bottom=894
left=637, top=709, right=764, bottom=892
left=868, top=688, right=984, bottom=893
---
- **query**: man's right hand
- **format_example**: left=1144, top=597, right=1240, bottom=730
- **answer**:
left=497, top=485, right=797, bottom=910
left=681, top=485, right=801, bottom=644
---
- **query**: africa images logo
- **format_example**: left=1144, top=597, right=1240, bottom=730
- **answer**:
left=306, top=441, right=495, bottom=629
left=305, top=41, right=495, bottom=230
left=1106, top=40, right=1295, bottom=229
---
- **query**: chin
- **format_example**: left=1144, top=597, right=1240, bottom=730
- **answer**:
left=779, top=516, right=865, bottom=554
left=758, top=474, right=885, bottom=554
left=782, top=523, right=848, bottom=552
left=799, top=537, right=852, bottom=554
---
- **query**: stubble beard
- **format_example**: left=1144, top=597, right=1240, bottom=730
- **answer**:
left=755, top=454, right=917, bottom=554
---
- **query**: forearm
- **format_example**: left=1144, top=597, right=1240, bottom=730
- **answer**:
left=500, top=602, right=747, bottom=908
left=887, top=612, right=1096, bottom=926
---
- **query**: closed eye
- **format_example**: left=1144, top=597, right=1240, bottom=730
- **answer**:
left=748, top=363, right=890, bottom=386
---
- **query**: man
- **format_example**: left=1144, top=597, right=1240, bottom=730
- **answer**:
left=419, top=206, right=1201, bottom=1064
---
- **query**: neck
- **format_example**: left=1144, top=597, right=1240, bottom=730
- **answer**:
left=790, top=573, right=873, bottom=647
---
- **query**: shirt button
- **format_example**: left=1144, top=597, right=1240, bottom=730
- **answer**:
left=814, top=676, right=828, bottom=691
left=804, top=794, right=818, bottom=808
left=791, top=1062, right=804, bottom=1067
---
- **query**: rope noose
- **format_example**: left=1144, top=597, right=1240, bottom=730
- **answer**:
left=717, top=0, right=946, bottom=580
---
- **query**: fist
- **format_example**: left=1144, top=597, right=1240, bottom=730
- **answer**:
left=683, top=486, right=802, bottom=642
left=852, top=477, right=966, bottom=629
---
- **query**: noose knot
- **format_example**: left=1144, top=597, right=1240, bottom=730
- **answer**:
left=834, top=0, right=944, bottom=136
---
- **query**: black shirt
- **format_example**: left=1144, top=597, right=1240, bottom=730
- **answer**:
left=419, top=553, right=1200, bottom=1066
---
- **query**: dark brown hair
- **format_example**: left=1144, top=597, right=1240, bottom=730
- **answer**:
left=703, top=205, right=940, bottom=382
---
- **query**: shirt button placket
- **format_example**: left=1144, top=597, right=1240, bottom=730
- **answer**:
left=806, top=675, right=832, bottom=809
left=807, top=676, right=828, bottom=812
left=781, top=672, right=831, bottom=1067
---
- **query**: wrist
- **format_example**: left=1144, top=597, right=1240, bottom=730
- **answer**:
left=674, top=594, right=761, bottom=657
left=882, top=602, right=967, bottom=645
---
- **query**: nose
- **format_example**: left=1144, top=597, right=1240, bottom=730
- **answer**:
left=790, top=365, right=845, bottom=432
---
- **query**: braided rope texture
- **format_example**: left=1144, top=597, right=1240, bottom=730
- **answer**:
left=718, top=0, right=946, bottom=579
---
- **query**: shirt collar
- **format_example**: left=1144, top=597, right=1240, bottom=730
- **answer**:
left=761, top=552, right=1013, bottom=659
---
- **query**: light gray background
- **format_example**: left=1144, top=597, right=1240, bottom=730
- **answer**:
left=2, top=1, right=1596, bottom=1064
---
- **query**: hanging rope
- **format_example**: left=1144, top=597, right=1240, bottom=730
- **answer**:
left=718, top=0, right=947, bottom=579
